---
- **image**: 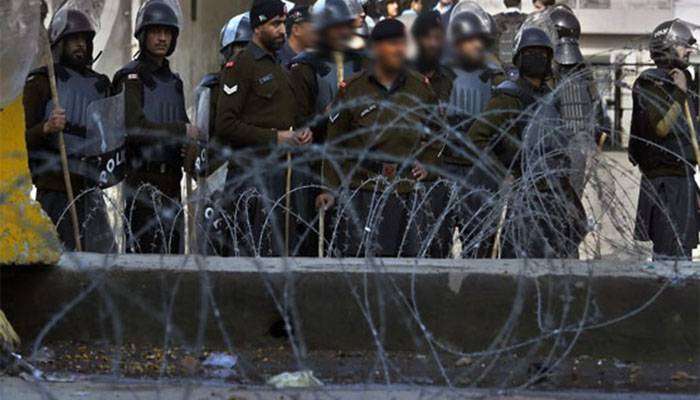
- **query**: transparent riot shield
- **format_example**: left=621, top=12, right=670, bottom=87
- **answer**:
left=81, top=93, right=127, bottom=188
left=193, top=85, right=211, bottom=177
left=0, top=0, right=41, bottom=108
left=519, top=7, right=559, bottom=46
left=521, top=94, right=567, bottom=179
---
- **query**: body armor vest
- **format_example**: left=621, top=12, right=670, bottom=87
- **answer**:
left=142, top=73, right=188, bottom=125
left=43, top=66, right=107, bottom=158
left=133, top=70, right=188, bottom=167
left=447, top=67, right=494, bottom=130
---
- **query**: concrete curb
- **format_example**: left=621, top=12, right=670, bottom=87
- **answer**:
left=2, top=254, right=698, bottom=360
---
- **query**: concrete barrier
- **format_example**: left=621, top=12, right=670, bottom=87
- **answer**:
left=1, top=254, right=697, bottom=361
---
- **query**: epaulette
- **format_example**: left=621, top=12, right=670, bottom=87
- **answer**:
left=113, top=60, right=141, bottom=84
left=406, top=68, right=431, bottom=87
left=26, top=66, right=49, bottom=83
left=198, top=72, right=220, bottom=89
left=339, top=69, right=366, bottom=90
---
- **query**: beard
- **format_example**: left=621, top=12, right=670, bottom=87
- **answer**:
left=262, top=33, right=285, bottom=52
left=63, top=49, right=89, bottom=69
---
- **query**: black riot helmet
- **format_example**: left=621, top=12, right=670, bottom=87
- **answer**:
left=49, top=8, right=96, bottom=47
left=450, top=11, right=490, bottom=44
left=48, top=8, right=96, bottom=64
left=650, top=19, right=697, bottom=69
left=550, top=8, right=583, bottom=66
left=312, top=0, right=358, bottom=31
left=550, top=7, right=580, bottom=39
left=513, top=27, right=553, bottom=64
left=135, top=0, right=181, bottom=57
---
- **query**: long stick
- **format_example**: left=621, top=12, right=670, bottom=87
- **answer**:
left=185, top=174, right=195, bottom=253
left=491, top=197, right=508, bottom=259
left=285, top=128, right=293, bottom=257
left=318, top=208, right=325, bottom=258
left=683, top=100, right=700, bottom=165
left=44, top=36, right=82, bottom=252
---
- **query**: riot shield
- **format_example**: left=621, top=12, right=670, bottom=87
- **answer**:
left=520, top=94, right=567, bottom=180
left=82, top=93, right=127, bottom=188
left=193, top=85, right=211, bottom=177
left=518, top=8, right=558, bottom=47
left=0, top=0, right=41, bottom=108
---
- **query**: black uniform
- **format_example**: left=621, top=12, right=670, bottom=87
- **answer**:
left=629, top=68, right=699, bottom=259
left=215, top=42, right=298, bottom=256
left=113, top=55, right=190, bottom=254
left=23, top=64, right=116, bottom=252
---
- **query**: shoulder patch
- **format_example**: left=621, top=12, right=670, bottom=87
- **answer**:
left=127, top=73, right=139, bottom=80
left=225, top=60, right=235, bottom=69
left=339, top=80, right=347, bottom=89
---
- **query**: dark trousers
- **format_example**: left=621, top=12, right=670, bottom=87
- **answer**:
left=438, top=163, right=501, bottom=258
left=329, top=187, right=422, bottom=257
left=36, top=188, right=116, bottom=253
left=124, top=175, right=183, bottom=254
left=635, top=175, right=699, bottom=260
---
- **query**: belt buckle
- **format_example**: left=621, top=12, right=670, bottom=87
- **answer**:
left=382, top=163, right=397, bottom=178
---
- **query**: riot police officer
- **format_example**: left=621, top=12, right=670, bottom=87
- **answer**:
left=629, top=19, right=699, bottom=260
left=215, top=0, right=312, bottom=256
left=113, top=0, right=199, bottom=254
left=467, top=27, right=586, bottom=258
left=550, top=7, right=610, bottom=195
left=23, top=8, right=115, bottom=252
left=287, top=0, right=367, bottom=255
left=315, top=19, right=438, bottom=257
left=432, top=8, right=505, bottom=258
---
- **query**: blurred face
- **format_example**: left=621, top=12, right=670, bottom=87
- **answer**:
left=412, top=0, right=423, bottom=12
left=374, top=37, right=407, bottom=72
left=293, top=21, right=317, bottom=49
left=386, top=1, right=399, bottom=18
left=62, top=32, right=89, bottom=66
left=455, top=37, right=486, bottom=65
left=325, top=23, right=354, bottom=51
left=533, top=0, right=550, bottom=11
left=416, top=28, right=444, bottom=63
left=145, top=26, right=174, bottom=57
left=256, top=15, right=287, bottom=51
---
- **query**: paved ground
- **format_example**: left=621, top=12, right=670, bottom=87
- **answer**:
left=1, top=377, right=699, bottom=400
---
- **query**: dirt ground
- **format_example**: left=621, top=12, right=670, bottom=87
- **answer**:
left=9, top=341, right=698, bottom=395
